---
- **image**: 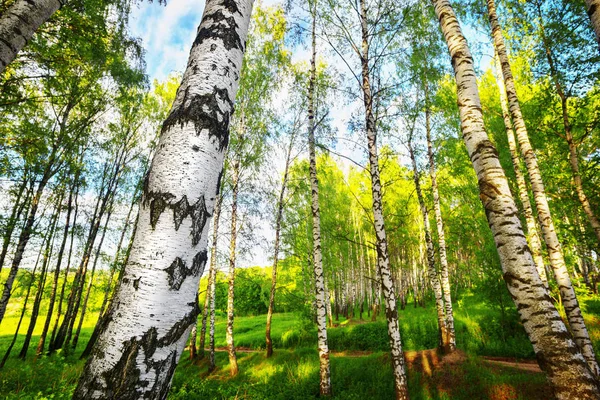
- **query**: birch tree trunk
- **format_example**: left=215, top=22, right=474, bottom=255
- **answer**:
left=434, top=0, right=600, bottom=397
left=0, top=176, right=29, bottom=274
left=18, top=196, right=61, bottom=359
left=492, top=54, right=547, bottom=286
left=487, top=0, right=600, bottom=377
left=585, top=0, right=600, bottom=52
left=425, top=95, right=456, bottom=352
left=0, top=172, right=49, bottom=324
left=0, top=0, right=61, bottom=74
left=37, top=181, right=75, bottom=356
left=208, top=193, right=223, bottom=372
left=266, top=132, right=294, bottom=358
left=307, top=2, right=331, bottom=394
left=535, top=8, right=600, bottom=246
left=73, top=0, right=254, bottom=396
left=360, top=0, right=408, bottom=397
left=408, top=135, right=449, bottom=353
left=226, top=157, right=240, bottom=376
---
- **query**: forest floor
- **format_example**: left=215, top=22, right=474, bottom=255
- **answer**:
left=1, top=292, right=599, bottom=399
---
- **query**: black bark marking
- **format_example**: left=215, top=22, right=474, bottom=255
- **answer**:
left=193, top=0, right=243, bottom=51
left=165, top=251, right=208, bottom=290
left=162, top=87, right=233, bottom=151
left=144, top=192, right=176, bottom=229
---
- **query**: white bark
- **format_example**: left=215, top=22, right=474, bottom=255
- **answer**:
left=585, top=0, right=600, bottom=52
left=208, top=193, right=222, bottom=372
left=226, top=156, right=240, bottom=376
left=425, top=98, right=456, bottom=352
left=359, top=0, right=408, bottom=397
left=433, top=0, right=600, bottom=397
left=492, top=54, right=548, bottom=286
left=408, top=135, right=448, bottom=352
left=0, top=0, right=61, bottom=74
left=308, top=2, right=331, bottom=394
left=487, top=0, right=600, bottom=378
left=73, top=0, right=254, bottom=397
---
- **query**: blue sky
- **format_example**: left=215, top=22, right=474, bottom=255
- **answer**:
left=130, top=0, right=206, bottom=82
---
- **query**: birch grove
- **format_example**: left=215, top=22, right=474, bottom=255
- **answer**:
left=1, top=0, right=600, bottom=397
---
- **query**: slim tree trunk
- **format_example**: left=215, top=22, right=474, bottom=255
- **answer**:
left=435, top=0, right=600, bottom=397
left=198, top=171, right=224, bottom=363
left=536, top=8, right=600, bottom=245
left=208, top=193, right=223, bottom=372
left=18, top=197, right=61, bottom=359
left=487, top=0, right=600, bottom=377
left=37, top=182, right=75, bottom=356
left=408, top=135, right=448, bottom=353
left=425, top=94, right=456, bottom=351
left=0, top=173, right=50, bottom=324
left=585, top=0, right=600, bottom=52
left=0, top=176, right=29, bottom=274
left=72, top=205, right=113, bottom=349
left=0, top=0, right=62, bottom=74
left=492, top=53, right=548, bottom=286
left=49, top=179, right=80, bottom=352
left=266, top=131, right=295, bottom=357
left=73, top=0, right=254, bottom=395
left=0, top=243, right=43, bottom=369
left=308, top=2, right=332, bottom=395
left=359, top=0, right=408, bottom=397
left=226, top=157, right=240, bottom=376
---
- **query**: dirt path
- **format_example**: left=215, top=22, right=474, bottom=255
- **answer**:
left=208, top=346, right=542, bottom=373
left=481, top=356, right=541, bottom=373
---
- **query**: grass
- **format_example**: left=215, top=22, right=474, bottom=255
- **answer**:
left=2, top=292, right=600, bottom=399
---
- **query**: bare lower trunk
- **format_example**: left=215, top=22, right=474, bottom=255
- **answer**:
left=19, top=199, right=61, bottom=359
left=492, top=54, right=547, bottom=286
left=0, top=0, right=62, bottom=74
left=408, top=135, right=448, bottom=352
left=436, top=0, right=600, bottom=397
left=226, top=157, right=240, bottom=376
left=73, top=0, right=254, bottom=396
left=266, top=132, right=294, bottom=358
left=208, top=193, right=222, bottom=372
left=360, top=0, right=407, bottom=397
left=308, top=3, right=331, bottom=394
left=0, top=175, right=48, bottom=324
left=37, top=184, right=75, bottom=356
left=425, top=97, right=456, bottom=352
left=488, top=0, right=600, bottom=378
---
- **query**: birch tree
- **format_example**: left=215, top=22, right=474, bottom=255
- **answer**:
left=487, top=0, right=599, bottom=376
left=432, top=0, right=600, bottom=397
left=73, top=0, right=255, bottom=396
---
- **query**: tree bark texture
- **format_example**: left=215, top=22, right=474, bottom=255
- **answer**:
left=360, top=0, right=408, bottom=397
left=226, top=157, right=240, bottom=376
left=425, top=96, right=456, bottom=352
left=408, top=136, right=449, bottom=353
left=487, top=0, right=600, bottom=378
left=0, top=0, right=62, bottom=74
left=434, top=0, right=600, bottom=397
left=73, top=0, right=254, bottom=396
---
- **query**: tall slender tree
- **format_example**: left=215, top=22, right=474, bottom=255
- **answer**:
left=487, top=0, right=599, bottom=376
left=73, top=0, right=255, bottom=395
left=433, top=0, right=600, bottom=397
